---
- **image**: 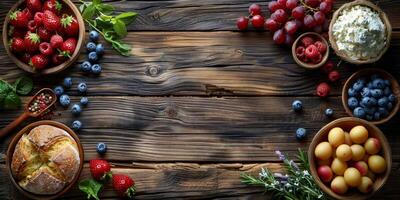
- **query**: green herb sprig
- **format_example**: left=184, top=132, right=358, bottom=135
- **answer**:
left=0, top=76, right=33, bottom=110
left=79, top=0, right=137, bottom=56
left=241, top=149, right=328, bottom=200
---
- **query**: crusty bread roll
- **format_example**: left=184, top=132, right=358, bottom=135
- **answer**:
left=11, top=125, right=80, bottom=195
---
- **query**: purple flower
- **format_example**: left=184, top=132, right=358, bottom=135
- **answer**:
left=289, top=160, right=300, bottom=171
left=275, top=150, right=286, bottom=161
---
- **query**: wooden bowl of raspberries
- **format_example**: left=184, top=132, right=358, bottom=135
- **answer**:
left=292, top=32, right=329, bottom=69
left=3, top=0, right=85, bottom=75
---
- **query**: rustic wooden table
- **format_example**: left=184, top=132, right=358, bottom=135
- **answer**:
left=0, top=0, right=399, bottom=199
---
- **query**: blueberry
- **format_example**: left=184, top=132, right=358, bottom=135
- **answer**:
left=96, top=142, right=107, bottom=154
left=361, top=88, right=371, bottom=97
left=296, top=128, right=307, bottom=140
left=353, top=107, right=366, bottom=118
left=71, top=104, right=82, bottom=116
left=325, top=108, right=334, bottom=117
left=53, top=86, right=64, bottom=97
left=96, top=43, right=104, bottom=56
left=383, top=87, right=392, bottom=96
left=91, top=64, right=102, bottom=75
left=378, top=107, right=389, bottom=117
left=89, top=30, right=100, bottom=42
left=387, top=102, right=393, bottom=110
left=63, top=77, right=73, bottom=89
left=80, top=61, right=92, bottom=72
left=371, top=74, right=381, bottom=80
left=71, top=120, right=82, bottom=131
left=88, top=52, right=98, bottom=63
left=378, top=97, right=389, bottom=107
left=384, top=80, right=391, bottom=86
left=367, top=82, right=373, bottom=89
left=364, top=107, right=376, bottom=115
left=59, top=94, right=70, bottom=107
left=360, top=97, right=375, bottom=108
left=352, top=80, right=365, bottom=92
left=86, top=42, right=96, bottom=52
left=372, top=79, right=385, bottom=89
left=80, top=97, right=89, bottom=106
left=388, top=94, right=396, bottom=102
left=348, top=87, right=357, bottom=97
left=366, top=115, right=373, bottom=121
left=348, top=97, right=359, bottom=109
left=373, top=112, right=381, bottom=120
left=292, top=100, right=303, bottom=112
left=78, top=82, right=87, bottom=93
left=370, top=89, right=383, bottom=98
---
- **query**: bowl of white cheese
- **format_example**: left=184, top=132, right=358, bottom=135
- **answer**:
left=329, top=0, right=392, bottom=65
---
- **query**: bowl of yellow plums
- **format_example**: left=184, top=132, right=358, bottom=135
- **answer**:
left=308, top=117, right=391, bottom=200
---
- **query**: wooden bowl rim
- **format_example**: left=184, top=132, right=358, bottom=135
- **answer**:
left=2, top=0, right=85, bottom=75
left=308, top=117, right=392, bottom=200
left=341, top=68, right=400, bottom=125
left=291, top=32, right=329, bottom=69
left=6, top=120, right=84, bottom=200
left=328, top=0, right=392, bottom=65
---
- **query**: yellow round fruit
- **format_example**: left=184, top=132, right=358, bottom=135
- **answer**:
left=350, top=125, right=368, bottom=144
left=351, top=144, right=366, bottom=161
left=336, top=144, right=352, bottom=162
left=331, top=176, right=348, bottom=194
left=368, top=155, right=387, bottom=174
left=344, top=131, right=353, bottom=146
left=358, top=177, right=373, bottom=194
left=364, top=138, right=381, bottom=155
left=344, top=167, right=362, bottom=187
left=331, top=158, right=348, bottom=176
left=315, top=142, right=333, bottom=160
left=328, top=127, right=345, bottom=147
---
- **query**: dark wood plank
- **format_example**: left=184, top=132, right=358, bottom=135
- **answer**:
left=1, top=32, right=400, bottom=96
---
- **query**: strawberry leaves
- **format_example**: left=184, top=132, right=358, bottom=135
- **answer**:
left=0, top=76, right=33, bottom=110
left=79, top=179, right=103, bottom=200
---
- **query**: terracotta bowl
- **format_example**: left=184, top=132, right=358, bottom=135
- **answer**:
left=342, top=68, right=400, bottom=125
left=2, top=0, right=85, bottom=75
left=308, top=117, right=391, bottom=200
left=6, top=120, right=84, bottom=200
left=329, top=0, right=392, bottom=65
left=292, top=32, right=329, bottom=69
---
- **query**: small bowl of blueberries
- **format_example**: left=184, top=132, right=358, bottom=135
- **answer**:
left=342, top=68, right=400, bottom=125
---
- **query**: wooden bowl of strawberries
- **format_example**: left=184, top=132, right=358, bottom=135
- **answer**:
left=292, top=32, right=329, bottom=70
left=3, top=0, right=85, bottom=75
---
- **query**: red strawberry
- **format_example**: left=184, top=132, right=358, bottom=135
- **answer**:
left=89, top=159, right=112, bottom=181
left=38, top=27, right=52, bottom=41
left=52, top=54, right=66, bottom=65
left=50, top=34, right=63, bottom=48
left=39, top=42, right=54, bottom=56
left=9, top=10, right=29, bottom=28
left=61, top=15, right=79, bottom=36
left=60, top=38, right=77, bottom=57
left=112, top=174, right=136, bottom=198
left=30, top=54, right=49, bottom=69
left=22, top=8, right=33, bottom=20
left=8, top=26, right=26, bottom=38
left=43, top=10, right=61, bottom=31
left=328, top=70, right=340, bottom=83
left=26, top=0, right=42, bottom=13
left=27, top=20, right=38, bottom=32
left=43, top=0, right=63, bottom=13
left=24, top=32, right=41, bottom=53
left=316, top=82, right=331, bottom=98
left=10, top=37, right=25, bottom=53
left=34, top=12, right=44, bottom=25
left=20, top=53, right=31, bottom=64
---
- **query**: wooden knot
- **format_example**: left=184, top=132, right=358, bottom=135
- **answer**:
left=146, top=65, right=160, bottom=77
left=235, top=49, right=243, bottom=56
left=164, top=104, right=178, bottom=118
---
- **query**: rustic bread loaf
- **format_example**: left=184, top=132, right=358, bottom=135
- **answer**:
left=11, top=125, right=80, bottom=195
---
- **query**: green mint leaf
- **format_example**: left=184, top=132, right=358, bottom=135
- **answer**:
left=0, top=81, right=11, bottom=104
left=79, top=179, right=103, bottom=200
left=115, top=12, right=137, bottom=25
left=113, top=19, right=127, bottom=38
left=95, top=4, right=114, bottom=14
left=82, top=4, right=96, bottom=19
left=112, top=41, right=131, bottom=56
left=13, top=76, right=33, bottom=95
left=92, top=0, right=102, bottom=5
left=95, top=18, right=113, bottom=30
left=4, top=91, right=21, bottom=109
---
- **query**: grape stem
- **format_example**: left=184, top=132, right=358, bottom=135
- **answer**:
left=299, top=0, right=318, bottom=12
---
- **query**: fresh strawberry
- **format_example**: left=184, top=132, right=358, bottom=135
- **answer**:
left=43, top=10, right=61, bottom=31
left=39, top=42, right=54, bottom=56
left=10, top=37, right=25, bottom=53
left=30, top=54, right=49, bottom=69
left=60, top=38, right=77, bottom=57
left=20, top=53, right=31, bottom=64
left=27, top=20, right=38, bottom=32
left=89, top=159, right=112, bottom=181
left=24, top=32, right=41, bottom=53
left=61, top=15, right=79, bottom=36
left=50, top=34, right=63, bottom=48
left=38, top=27, right=52, bottom=41
left=34, top=12, right=44, bottom=25
left=8, top=26, right=26, bottom=38
left=22, top=8, right=33, bottom=20
left=26, top=0, right=42, bottom=13
left=112, top=174, right=136, bottom=198
left=9, top=10, right=29, bottom=28
left=52, top=54, right=66, bottom=65
left=43, top=0, right=63, bottom=13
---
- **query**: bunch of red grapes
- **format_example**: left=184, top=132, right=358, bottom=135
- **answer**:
left=237, top=0, right=334, bottom=45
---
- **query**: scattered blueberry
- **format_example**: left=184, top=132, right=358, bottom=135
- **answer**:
left=63, top=77, right=73, bottom=89
left=59, top=94, right=70, bottom=107
left=88, top=52, right=98, bottom=63
left=348, top=97, right=359, bottom=109
left=96, top=43, right=104, bottom=55
left=71, top=104, right=82, bottom=116
left=353, top=107, right=366, bottom=118
left=54, top=86, right=64, bottom=97
left=96, top=143, right=107, bottom=154
left=71, top=120, right=82, bottom=131
left=80, top=97, right=89, bottom=106
left=91, top=64, right=102, bottom=75
left=78, top=82, right=87, bottom=93
left=348, top=87, right=357, bottom=97
left=325, top=108, right=334, bottom=117
left=86, top=42, right=96, bottom=52
left=80, top=61, right=92, bottom=72
left=292, top=100, right=303, bottom=112
left=296, top=128, right=307, bottom=140
left=89, top=30, right=100, bottom=42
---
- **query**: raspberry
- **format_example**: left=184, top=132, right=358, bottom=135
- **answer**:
left=321, top=61, right=335, bottom=74
left=314, top=41, right=327, bottom=54
left=296, top=46, right=305, bottom=59
left=301, top=36, right=314, bottom=47
left=305, top=44, right=319, bottom=59
left=316, top=82, right=330, bottom=97
left=311, top=53, right=322, bottom=64
left=328, top=70, right=340, bottom=82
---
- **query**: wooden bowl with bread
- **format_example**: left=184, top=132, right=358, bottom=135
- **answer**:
left=6, top=120, right=84, bottom=199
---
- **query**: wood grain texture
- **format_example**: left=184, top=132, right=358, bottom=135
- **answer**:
left=0, top=32, right=399, bottom=96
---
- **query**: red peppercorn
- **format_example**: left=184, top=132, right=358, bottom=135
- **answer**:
left=328, top=70, right=340, bottom=83
left=316, top=82, right=331, bottom=97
